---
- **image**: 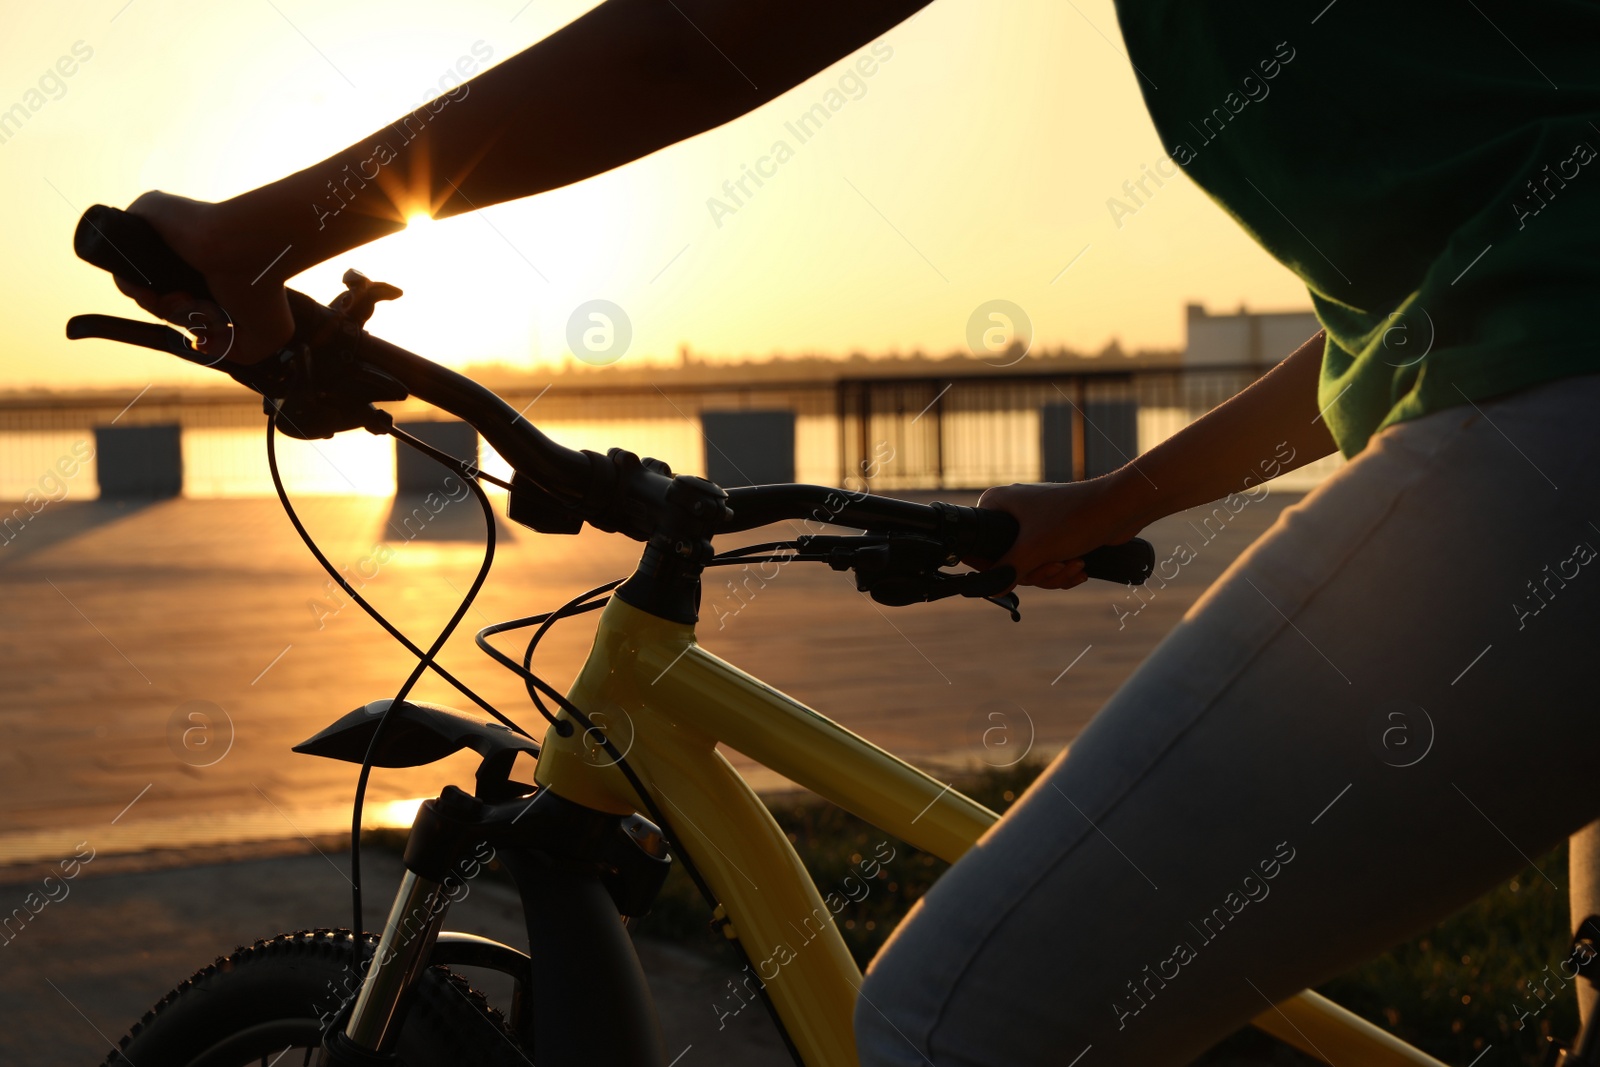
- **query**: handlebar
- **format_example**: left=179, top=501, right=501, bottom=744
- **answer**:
left=325, top=303, right=595, bottom=504
left=719, top=485, right=1153, bottom=584
left=68, top=203, right=1155, bottom=588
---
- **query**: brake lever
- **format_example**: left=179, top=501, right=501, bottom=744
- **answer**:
left=797, top=533, right=1022, bottom=619
left=983, top=589, right=1023, bottom=622
left=63, top=313, right=316, bottom=409
left=66, top=314, right=221, bottom=368
left=66, top=222, right=413, bottom=440
left=866, top=565, right=1022, bottom=621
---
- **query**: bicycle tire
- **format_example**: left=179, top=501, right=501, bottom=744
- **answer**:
left=102, top=928, right=529, bottom=1067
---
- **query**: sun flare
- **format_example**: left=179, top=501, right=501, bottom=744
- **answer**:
left=376, top=797, right=427, bottom=828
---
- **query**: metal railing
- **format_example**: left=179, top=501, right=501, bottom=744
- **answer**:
left=0, top=363, right=1338, bottom=499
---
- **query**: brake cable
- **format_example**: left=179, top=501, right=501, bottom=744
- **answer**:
left=265, top=422, right=520, bottom=730
left=479, top=591, right=809, bottom=1066
left=275, top=404, right=722, bottom=941
left=387, top=421, right=516, bottom=493
left=475, top=581, right=622, bottom=734
left=267, top=415, right=505, bottom=936
left=476, top=600, right=727, bottom=914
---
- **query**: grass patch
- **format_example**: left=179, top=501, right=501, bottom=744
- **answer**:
left=635, top=762, right=1585, bottom=1065
left=1318, top=845, right=1576, bottom=1065
left=630, top=761, right=1036, bottom=964
left=374, top=764, right=1587, bottom=1064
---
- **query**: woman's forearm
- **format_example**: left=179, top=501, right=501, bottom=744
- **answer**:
left=212, top=0, right=927, bottom=280
left=975, top=331, right=1337, bottom=588
left=1109, top=330, right=1337, bottom=530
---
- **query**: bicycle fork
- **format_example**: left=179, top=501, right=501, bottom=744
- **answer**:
left=317, top=782, right=673, bottom=1066
left=346, top=870, right=455, bottom=1051
left=317, top=834, right=464, bottom=1066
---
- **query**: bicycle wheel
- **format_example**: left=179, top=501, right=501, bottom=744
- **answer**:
left=103, top=928, right=528, bottom=1067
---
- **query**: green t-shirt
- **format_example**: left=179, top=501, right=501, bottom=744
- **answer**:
left=1112, top=1, right=1600, bottom=457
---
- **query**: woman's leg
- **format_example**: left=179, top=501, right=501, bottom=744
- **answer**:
left=856, top=373, right=1600, bottom=1067
left=1571, top=822, right=1600, bottom=1023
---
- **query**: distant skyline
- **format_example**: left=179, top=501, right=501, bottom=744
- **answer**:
left=4, top=0, right=1312, bottom=391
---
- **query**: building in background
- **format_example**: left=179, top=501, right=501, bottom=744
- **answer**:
left=1183, top=303, right=1320, bottom=367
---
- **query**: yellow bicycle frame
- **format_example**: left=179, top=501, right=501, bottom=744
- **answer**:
left=533, top=595, right=1444, bottom=1067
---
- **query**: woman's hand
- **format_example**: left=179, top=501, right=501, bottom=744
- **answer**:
left=976, top=473, right=1148, bottom=591
left=974, top=333, right=1335, bottom=593
left=112, top=190, right=295, bottom=365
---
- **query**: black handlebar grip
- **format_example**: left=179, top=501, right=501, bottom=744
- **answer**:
left=969, top=505, right=1023, bottom=563
left=972, top=507, right=1155, bottom=586
left=73, top=204, right=213, bottom=301
left=1081, top=540, right=1156, bottom=586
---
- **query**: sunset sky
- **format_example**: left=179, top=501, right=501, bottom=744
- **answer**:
left=5, top=0, right=1312, bottom=391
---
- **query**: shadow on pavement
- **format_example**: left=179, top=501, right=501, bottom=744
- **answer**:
left=0, top=499, right=157, bottom=568
left=382, top=492, right=517, bottom=543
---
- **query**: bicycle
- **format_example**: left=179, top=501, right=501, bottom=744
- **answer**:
left=65, top=204, right=1600, bottom=1067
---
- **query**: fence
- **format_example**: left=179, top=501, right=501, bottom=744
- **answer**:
left=835, top=368, right=1256, bottom=492
left=0, top=364, right=1342, bottom=500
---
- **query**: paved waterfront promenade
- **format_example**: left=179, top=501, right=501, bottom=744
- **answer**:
left=0, top=487, right=1307, bottom=1063
left=0, top=488, right=1299, bottom=864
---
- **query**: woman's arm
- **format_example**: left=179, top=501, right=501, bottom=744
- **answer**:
left=119, top=0, right=929, bottom=360
left=980, top=330, right=1338, bottom=589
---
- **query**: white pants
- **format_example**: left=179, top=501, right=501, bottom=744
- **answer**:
left=858, top=373, right=1600, bottom=1066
